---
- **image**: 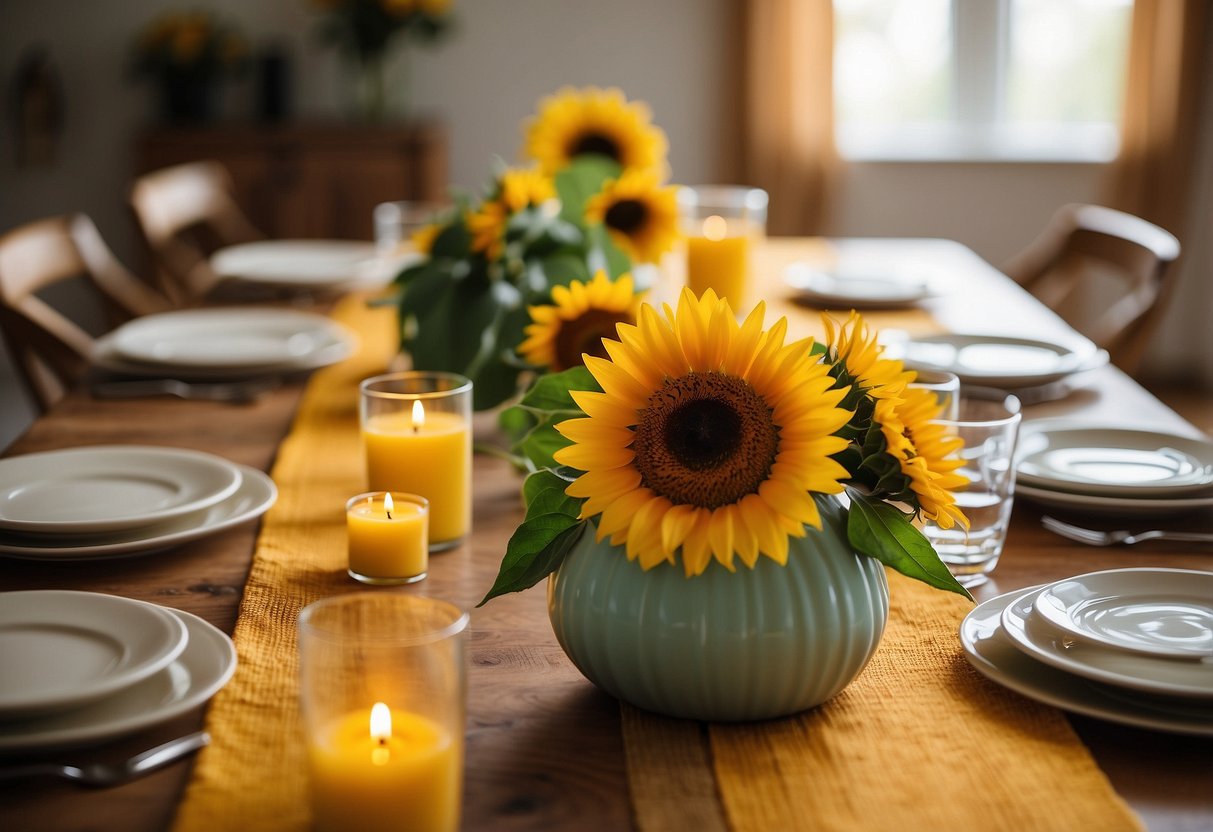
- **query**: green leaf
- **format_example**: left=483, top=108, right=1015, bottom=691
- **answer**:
left=845, top=489, right=974, bottom=601
left=478, top=518, right=586, bottom=606
left=518, top=366, right=600, bottom=412
left=554, top=156, right=622, bottom=225
left=522, top=469, right=583, bottom=516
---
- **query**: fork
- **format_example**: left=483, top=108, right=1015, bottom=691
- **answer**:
left=1041, top=515, right=1213, bottom=546
left=92, top=376, right=281, bottom=403
left=0, top=731, right=210, bottom=787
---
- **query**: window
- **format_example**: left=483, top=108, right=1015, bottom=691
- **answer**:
left=834, top=0, right=1134, bottom=162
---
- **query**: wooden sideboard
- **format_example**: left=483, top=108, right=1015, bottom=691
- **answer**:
left=135, top=122, right=448, bottom=241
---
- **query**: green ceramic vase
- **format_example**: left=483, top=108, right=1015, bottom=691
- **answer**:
left=547, top=497, right=889, bottom=721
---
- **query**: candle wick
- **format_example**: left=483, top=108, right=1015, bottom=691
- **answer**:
left=412, top=424, right=419, bottom=434
left=378, top=737, right=387, bottom=747
left=386, top=509, right=393, bottom=520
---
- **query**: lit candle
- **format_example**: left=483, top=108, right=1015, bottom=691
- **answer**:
left=308, top=702, right=462, bottom=832
left=346, top=492, right=428, bottom=584
left=686, top=214, right=751, bottom=308
left=362, top=398, right=471, bottom=548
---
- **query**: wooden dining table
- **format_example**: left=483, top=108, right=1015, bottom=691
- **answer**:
left=1, top=237, right=1210, bottom=832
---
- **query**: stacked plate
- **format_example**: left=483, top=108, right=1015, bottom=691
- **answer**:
left=0, top=590, right=236, bottom=750
left=892, top=333, right=1108, bottom=389
left=961, top=568, right=1213, bottom=736
left=0, top=445, right=276, bottom=560
left=91, top=307, right=356, bottom=380
left=1015, top=421, right=1213, bottom=515
left=784, top=261, right=938, bottom=309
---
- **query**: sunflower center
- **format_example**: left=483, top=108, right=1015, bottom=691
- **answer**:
left=633, top=372, right=779, bottom=509
left=603, top=199, right=649, bottom=234
left=570, top=132, right=621, bottom=162
left=554, top=308, right=630, bottom=371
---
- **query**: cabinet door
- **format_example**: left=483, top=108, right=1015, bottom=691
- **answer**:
left=290, top=147, right=413, bottom=240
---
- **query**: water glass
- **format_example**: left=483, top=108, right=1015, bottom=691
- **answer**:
left=299, top=593, right=469, bottom=832
left=908, top=370, right=960, bottom=421
left=373, top=200, right=452, bottom=257
left=922, top=387, right=1022, bottom=587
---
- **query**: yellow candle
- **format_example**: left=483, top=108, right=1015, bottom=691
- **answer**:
left=309, top=703, right=462, bottom=832
left=686, top=215, right=751, bottom=308
left=362, top=401, right=470, bottom=546
left=346, top=492, right=428, bottom=582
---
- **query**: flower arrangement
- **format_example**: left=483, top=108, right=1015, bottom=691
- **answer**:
left=480, top=296, right=974, bottom=603
left=132, top=12, right=247, bottom=80
left=312, top=0, right=454, bottom=119
left=391, top=87, right=682, bottom=411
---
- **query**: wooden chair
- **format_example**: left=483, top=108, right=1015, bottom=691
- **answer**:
left=0, top=214, right=172, bottom=411
left=1001, top=204, right=1181, bottom=375
left=129, top=160, right=263, bottom=306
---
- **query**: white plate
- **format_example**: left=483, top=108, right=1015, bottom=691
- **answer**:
left=211, top=240, right=378, bottom=288
left=0, top=466, right=276, bottom=560
left=0, top=591, right=189, bottom=719
left=0, top=607, right=236, bottom=751
left=894, top=334, right=1107, bottom=388
left=110, top=308, right=354, bottom=370
left=960, top=587, right=1213, bottom=737
left=1000, top=587, right=1213, bottom=699
left=783, top=262, right=936, bottom=309
left=1034, top=568, right=1213, bottom=659
left=0, top=446, right=241, bottom=535
left=1017, top=425, right=1213, bottom=497
left=1015, top=480, right=1213, bottom=516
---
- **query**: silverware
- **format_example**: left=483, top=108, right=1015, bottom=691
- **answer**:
left=1042, top=515, right=1213, bottom=546
left=0, top=731, right=210, bottom=787
left=92, top=376, right=281, bottom=403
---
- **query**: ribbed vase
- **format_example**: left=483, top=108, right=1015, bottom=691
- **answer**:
left=547, top=497, right=889, bottom=721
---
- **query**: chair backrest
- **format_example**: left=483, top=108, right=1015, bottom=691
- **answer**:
left=0, top=214, right=170, bottom=411
left=129, top=160, right=263, bottom=305
left=1002, top=204, right=1181, bottom=375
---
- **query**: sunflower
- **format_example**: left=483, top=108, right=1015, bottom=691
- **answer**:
left=875, top=388, right=970, bottom=530
left=552, top=288, right=852, bottom=576
left=519, top=271, right=641, bottom=372
left=467, top=167, right=556, bottom=260
left=410, top=222, right=440, bottom=255
left=821, top=310, right=914, bottom=399
left=585, top=171, right=680, bottom=264
left=524, top=86, right=669, bottom=178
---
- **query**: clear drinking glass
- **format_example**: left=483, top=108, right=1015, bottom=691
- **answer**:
left=373, top=200, right=452, bottom=257
left=908, top=370, right=960, bottom=421
left=299, top=593, right=469, bottom=832
left=360, top=372, right=473, bottom=551
left=922, top=387, right=1022, bottom=587
left=677, top=185, right=768, bottom=311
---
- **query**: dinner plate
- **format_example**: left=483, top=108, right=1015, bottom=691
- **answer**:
left=110, top=308, right=354, bottom=370
left=1000, top=587, right=1213, bottom=699
left=783, top=262, right=936, bottom=309
left=0, top=608, right=236, bottom=751
left=0, top=591, right=189, bottom=719
left=211, top=240, right=378, bottom=288
left=1016, top=425, right=1213, bottom=497
left=960, top=587, right=1213, bottom=737
left=0, top=446, right=241, bottom=535
left=1033, top=569, right=1213, bottom=659
left=1014, top=480, right=1213, bottom=516
left=0, top=466, right=276, bottom=560
left=894, top=334, right=1107, bottom=388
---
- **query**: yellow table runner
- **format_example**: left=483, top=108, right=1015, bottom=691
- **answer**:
left=174, top=288, right=1141, bottom=832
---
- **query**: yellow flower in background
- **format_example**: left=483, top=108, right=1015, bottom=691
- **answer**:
left=524, top=86, right=669, bottom=178
left=411, top=222, right=440, bottom=255
left=876, top=388, right=970, bottom=530
left=519, top=271, right=641, bottom=372
left=822, top=310, right=914, bottom=399
left=553, top=288, right=852, bottom=576
left=585, top=171, right=681, bottom=264
left=467, top=167, right=555, bottom=260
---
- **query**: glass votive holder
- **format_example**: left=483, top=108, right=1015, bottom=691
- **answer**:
left=678, top=185, right=769, bottom=311
left=908, top=370, right=961, bottom=421
left=299, top=593, right=469, bottom=832
left=360, top=372, right=472, bottom=551
left=373, top=200, right=453, bottom=257
left=346, top=491, right=429, bottom=585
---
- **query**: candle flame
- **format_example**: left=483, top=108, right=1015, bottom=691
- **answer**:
left=702, top=215, right=728, bottom=241
left=370, top=702, right=392, bottom=741
left=383, top=492, right=394, bottom=520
